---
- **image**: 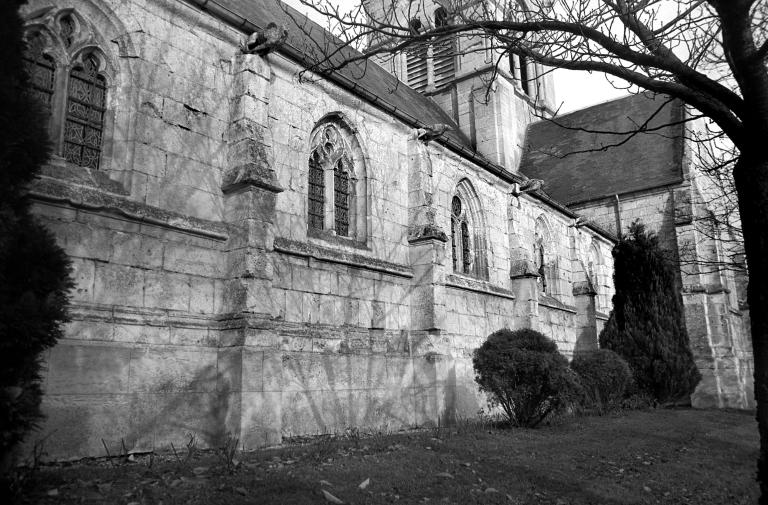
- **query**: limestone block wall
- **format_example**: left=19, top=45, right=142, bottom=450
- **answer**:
left=22, top=0, right=617, bottom=460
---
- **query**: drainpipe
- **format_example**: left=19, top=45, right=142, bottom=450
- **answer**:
left=614, top=194, right=623, bottom=239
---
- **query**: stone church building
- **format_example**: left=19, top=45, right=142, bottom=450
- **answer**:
left=17, top=0, right=750, bottom=459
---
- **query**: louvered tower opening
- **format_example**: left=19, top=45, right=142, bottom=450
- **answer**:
left=406, top=44, right=428, bottom=92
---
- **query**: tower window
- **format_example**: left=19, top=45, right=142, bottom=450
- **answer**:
left=434, top=7, right=449, bottom=27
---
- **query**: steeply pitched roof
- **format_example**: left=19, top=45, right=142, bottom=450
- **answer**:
left=199, top=0, right=472, bottom=150
left=519, top=93, right=685, bottom=205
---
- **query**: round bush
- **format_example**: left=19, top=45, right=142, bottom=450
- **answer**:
left=473, top=328, right=583, bottom=427
left=571, top=349, right=633, bottom=411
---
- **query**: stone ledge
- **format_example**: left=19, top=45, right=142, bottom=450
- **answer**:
left=30, top=176, right=230, bottom=241
left=538, top=294, right=578, bottom=314
left=274, top=237, right=413, bottom=279
left=445, top=274, right=515, bottom=300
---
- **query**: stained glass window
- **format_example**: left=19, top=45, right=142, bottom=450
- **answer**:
left=451, top=196, right=462, bottom=271
left=308, top=152, right=325, bottom=230
left=64, top=55, right=106, bottom=169
left=334, top=160, right=350, bottom=236
left=461, top=221, right=471, bottom=273
left=23, top=34, right=56, bottom=114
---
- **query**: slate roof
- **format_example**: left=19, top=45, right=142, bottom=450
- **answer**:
left=519, top=93, right=685, bottom=205
left=207, top=0, right=473, bottom=150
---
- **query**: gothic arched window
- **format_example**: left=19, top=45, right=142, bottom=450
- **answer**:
left=534, top=216, right=553, bottom=295
left=451, top=180, right=488, bottom=278
left=307, top=118, right=367, bottom=241
left=64, top=55, right=107, bottom=169
left=22, top=10, right=114, bottom=172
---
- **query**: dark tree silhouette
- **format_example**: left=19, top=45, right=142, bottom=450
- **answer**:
left=1, top=0, right=72, bottom=481
left=599, top=222, right=701, bottom=403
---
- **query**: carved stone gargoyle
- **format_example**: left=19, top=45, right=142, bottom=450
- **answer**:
left=240, top=22, right=288, bottom=55
left=414, top=123, right=452, bottom=143
left=511, top=178, right=544, bottom=197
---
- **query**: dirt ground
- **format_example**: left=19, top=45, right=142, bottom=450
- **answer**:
left=18, top=408, right=759, bottom=504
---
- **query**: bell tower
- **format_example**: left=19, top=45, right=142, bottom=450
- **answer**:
left=365, top=0, right=557, bottom=171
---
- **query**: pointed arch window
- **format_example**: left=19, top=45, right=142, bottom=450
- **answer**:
left=307, top=119, right=367, bottom=242
left=64, top=55, right=106, bottom=169
left=451, top=182, right=488, bottom=278
left=22, top=12, right=114, bottom=172
left=534, top=217, right=553, bottom=296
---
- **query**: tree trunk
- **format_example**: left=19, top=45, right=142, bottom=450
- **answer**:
left=733, top=153, right=768, bottom=502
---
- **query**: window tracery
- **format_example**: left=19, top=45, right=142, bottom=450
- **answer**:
left=451, top=180, right=488, bottom=279
left=307, top=119, right=366, bottom=241
left=22, top=10, right=113, bottom=171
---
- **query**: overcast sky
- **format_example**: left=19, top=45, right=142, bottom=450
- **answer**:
left=281, top=0, right=631, bottom=113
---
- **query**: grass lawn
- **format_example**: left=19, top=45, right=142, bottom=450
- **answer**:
left=22, top=408, right=758, bottom=504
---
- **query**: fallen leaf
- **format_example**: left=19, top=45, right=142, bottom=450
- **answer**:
left=47, top=489, right=59, bottom=497
left=97, top=483, right=112, bottom=493
left=359, top=478, right=370, bottom=490
left=127, top=454, right=136, bottom=462
left=192, top=466, right=209, bottom=475
left=235, top=487, right=247, bottom=496
left=435, top=472, right=454, bottom=479
left=322, top=489, right=344, bottom=504
left=320, top=479, right=333, bottom=487
left=486, top=488, right=498, bottom=493
left=643, top=486, right=652, bottom=493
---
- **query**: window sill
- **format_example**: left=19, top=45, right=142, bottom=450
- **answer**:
left=538, top=294, right=577, bottom=314
left=274, top=237, right=413, bottom=279
left=445, top=273, right=515, bottom=300
left=307, top=227, right=368, bottom=251
left=39, top=157, right=128, bottom=195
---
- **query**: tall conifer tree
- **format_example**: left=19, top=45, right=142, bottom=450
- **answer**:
left=1, top=0, right=72, bottom=472
left=599, top=222, right=701, bottom=403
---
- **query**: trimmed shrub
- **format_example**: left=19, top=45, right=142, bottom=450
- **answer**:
left=473, top=328, right=583, bottom=427
left=599, top=222, right=700, bottom=404
left=571, top=349, right=633, bottom=412
left=1, top=0, right=72, bottom=477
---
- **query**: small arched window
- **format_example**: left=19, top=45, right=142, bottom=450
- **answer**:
left=534, top=216, right=552, bottom=295
left=451, top=180, right=488, bottom=278
left=307, top=118, right=367, bottom=241
left=434, top=7, right=449, bottom=27
left=64, top=54, right=107, bottom=169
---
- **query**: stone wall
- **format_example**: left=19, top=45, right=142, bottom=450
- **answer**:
left=22, top=0, right=615, bottom=460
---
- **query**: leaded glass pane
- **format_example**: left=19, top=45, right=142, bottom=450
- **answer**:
left=461, top=221, right=471, bottom=273
left=308, top=153, right=324, bottom=230
left=451, top=216, right=458, bottom=271
left=64, top=55, right=106, bottom=169
left=23, top=34, right=55, bottom=113
left=334, top=161, right=350, bottom=237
